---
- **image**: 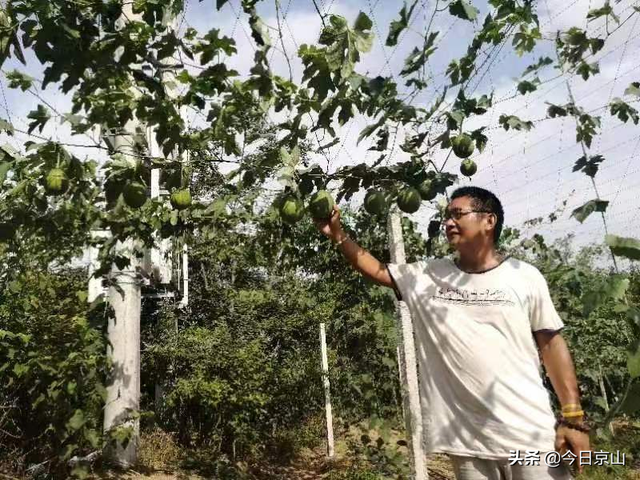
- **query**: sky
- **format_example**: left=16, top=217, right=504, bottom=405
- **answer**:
left=1, top=0, right=639, bottom=258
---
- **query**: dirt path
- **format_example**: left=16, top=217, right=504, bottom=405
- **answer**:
left=91, top=449, right=456, bottom=479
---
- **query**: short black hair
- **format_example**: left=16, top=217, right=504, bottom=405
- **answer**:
left=450, top=186, right=504, bottom=244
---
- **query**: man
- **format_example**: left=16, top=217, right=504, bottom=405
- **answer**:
left=315, top=186, right=590, bottom=480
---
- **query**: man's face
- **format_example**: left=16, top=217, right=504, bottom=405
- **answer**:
left=443, top=196, right=493, bottom=249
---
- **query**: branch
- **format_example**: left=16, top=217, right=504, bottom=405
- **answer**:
left=311, top=0, right=327, bottom=28
left=275, top=0, right=293, bottom=83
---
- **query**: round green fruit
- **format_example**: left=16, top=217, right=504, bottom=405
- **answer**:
left=123, top=182, right=148, bottom=209
left=299, top=177, right=314, bottom=195
left=0, top=222, right=15, bottom=242
left=397, top=187, right=421, bottom=214
left=171, top=189, right=192, bottom=210
left=417, top=180, right=437, bottom=201
left=135, top=161, right=151, bottom=184
left=242, top=170, right=255, bottom=186
left=364, top=189, right=387, bottom=215
left=308, top=190, right=335, bottom=219
left=460, top=159, right=477, bottom=177
left=44, top=168, right=69, bottom=195
left=163, top=170, right=182, bottom=191
left=451, top=134, right=475, bottom=159
left=279, top=196, right=305, bottom=224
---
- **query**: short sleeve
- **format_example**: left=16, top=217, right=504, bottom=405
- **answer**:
left=528, top=268, right=564, bottom=332
left=386, top=261, right=426, bottom=303
left=385, top=264, right=403, bottom=301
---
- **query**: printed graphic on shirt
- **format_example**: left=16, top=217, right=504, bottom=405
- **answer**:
left=432, top=286, right=516, bottom=306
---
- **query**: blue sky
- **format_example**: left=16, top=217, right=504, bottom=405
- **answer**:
left=1, top=0, right=639, bottom=255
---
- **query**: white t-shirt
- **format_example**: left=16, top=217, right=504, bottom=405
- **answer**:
left=386, top=257, right=564, bottom=460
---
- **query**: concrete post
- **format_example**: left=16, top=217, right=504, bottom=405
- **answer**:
left=145, top=130, right=172, bottom=284
left=103, top=3, right=143, bottom=467
left=387, top=211, right=428, bottom=480
left=88, top=230, right=110, bottom=302
left=103, top=133, right=143, bottom=467
left=319, top=323, right=335, bottom=458
left=179, top=243, right=189, bottom=307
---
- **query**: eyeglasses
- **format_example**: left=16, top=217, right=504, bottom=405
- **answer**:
left=443, top=209, right=492, bottom=221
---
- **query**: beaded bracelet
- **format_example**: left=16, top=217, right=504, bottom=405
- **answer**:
left=555, top=417, right=591, bottom=434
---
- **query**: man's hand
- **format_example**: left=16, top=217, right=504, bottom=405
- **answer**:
left=313, top=205, right=345, bottom=242
left=312, top=205, right=394, bottom=289
left=555, top=426, right=591, bottom=474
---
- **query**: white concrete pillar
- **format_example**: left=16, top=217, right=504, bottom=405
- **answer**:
left=388, top=211, right=428, bottom=480
left=320, top=323, right=334, bottom=457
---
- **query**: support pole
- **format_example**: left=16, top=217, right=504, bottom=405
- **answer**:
left=103, top=4, right=143, bottom=467
left=145, top=131, right=172, bottom=284
left=387, top=211, right=427, bottom=480
left=319, top=323, right=334, bottom=458
left=397, top=345, right=406, bottom=422
left=179, top=243, right=189, bottom=307
left=104, top=234, right=141, bottom=466
left=88, top=230, right=110, bottom=302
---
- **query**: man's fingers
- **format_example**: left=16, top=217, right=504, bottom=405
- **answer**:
left=555, top=438, right=567, bottom=455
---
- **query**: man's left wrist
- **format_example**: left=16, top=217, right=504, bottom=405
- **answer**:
left=555, top=416, right=590, bottom=433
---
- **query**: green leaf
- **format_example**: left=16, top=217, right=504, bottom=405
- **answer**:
left=354, top=11, right=373, bottom=32
left=5, top=69, right=33, bottom=91
left=357, top=117, right=385, bottom=145
left=573, top=154, right=604, bottom=178
left=522, top=57, right=553, bottom=76
left=547, top=104, right=567, bottom=118
left=628, top=340, right=640, bottom=379
left=587, top=2, right=619, bottom=23
left=70, top=465, right=89, bottom=479
left=571, top=199, right=608, bottom=223
left=216, top=0, right=229, bottom=9
left=581, top=275, right=629, bottom=317
left=605, top=234, right=640, bottom=260
left=386, top=0, right=419, bottom=46
left=627, top=307, right=640, bottom=336
left=576, top=113, right=600, bottom=148
left=447, top=54, right=476, bottom=85
left=624, top=82, right=640, bottom=97
left=406, top=77, right=427, bottom=89
left=446, top=111, right=465, bottom=130
left=13, top=363, right=29, bottom=377
left=576, top=61, right=600, bottom=80
left=517, top=77, right=540, bottom=95
left=620, top=382, right=640, bottom=413
left=610, top=98, right=639, bottom=124
left=498, top=114, right=533, bottom=131
left=27, top=104, right=50, bottom=134
left=67, top=409, right=86, bottom=431
left=470, top=128, right=488, bottom=153
left=513, top=26, right=541, bottom=56
left=0, top=118, right=14, bottom=135
left=320, top=13, right=374, bottom=79
left=84, top=429, right=101, bottom=449
left=449, top=0, right=479, bottom=21
left=197, top=29, right=237, bottom=65
left=0, top=161, right=11, bottom=184
left=400, top=32, right=439, bottom=77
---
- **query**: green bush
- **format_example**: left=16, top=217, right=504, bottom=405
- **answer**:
left=142, top=274, right=326, bottom=463
left=0, top=269, right=110, bottom=478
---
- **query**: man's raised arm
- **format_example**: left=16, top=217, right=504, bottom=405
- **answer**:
left=314, top=206, right=394, bottom=289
